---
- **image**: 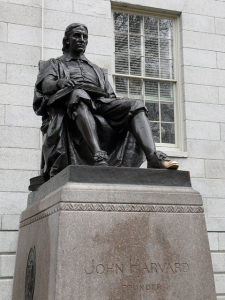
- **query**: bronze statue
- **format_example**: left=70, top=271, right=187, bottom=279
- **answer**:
left=33, top=23, right=178, bottom=182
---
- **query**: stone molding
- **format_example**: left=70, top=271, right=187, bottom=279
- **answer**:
left=20, top=203, right=204, bottom=228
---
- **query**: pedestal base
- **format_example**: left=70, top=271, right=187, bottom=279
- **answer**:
left=12, top=166, right=216, bottom=300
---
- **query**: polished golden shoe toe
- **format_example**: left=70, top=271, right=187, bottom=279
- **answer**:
left=161, top=159, right=179, bottom=169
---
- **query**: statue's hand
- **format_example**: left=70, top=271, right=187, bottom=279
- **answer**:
left=56, top=79, right=77, bottom=89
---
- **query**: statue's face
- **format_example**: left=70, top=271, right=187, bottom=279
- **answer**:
left=68, top=26, right=88, bottom=53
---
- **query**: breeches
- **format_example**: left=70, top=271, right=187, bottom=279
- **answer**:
left=68, top=90, right=147, bottom=130
left=94, top=99, right=147, bottom=129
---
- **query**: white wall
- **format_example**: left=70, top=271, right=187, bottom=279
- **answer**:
left=0, top=0, right=224, bottom=299
left=0, top=1, right=42, bottom=298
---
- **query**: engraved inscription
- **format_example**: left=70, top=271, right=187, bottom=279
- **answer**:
left=85, top=260, right=124, bottom=274
left=85, top=258, right=189, bottom=275
left=122, top=283, right=162, bottom=291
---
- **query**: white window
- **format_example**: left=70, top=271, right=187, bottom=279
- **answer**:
left=112, top=9, right=183, bottom=152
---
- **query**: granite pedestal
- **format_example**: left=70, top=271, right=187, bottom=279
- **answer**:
left=12, top=166, right=216, bottom=300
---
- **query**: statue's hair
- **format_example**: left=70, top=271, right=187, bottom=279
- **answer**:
left=62, top=23, right=88, bottom=54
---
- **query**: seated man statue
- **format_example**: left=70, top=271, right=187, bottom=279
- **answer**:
left=33, top=23, right=178, bottom=181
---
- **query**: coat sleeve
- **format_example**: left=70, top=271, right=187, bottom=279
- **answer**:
left=42, top=75, right=59, bottom=94
left=33, top=59, right=60, bottom=116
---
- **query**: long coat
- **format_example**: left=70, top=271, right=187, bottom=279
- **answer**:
left=33, top=54, right=145, bottom=179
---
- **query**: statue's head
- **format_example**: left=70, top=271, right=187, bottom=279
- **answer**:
left=62, top=23, right=88, bottom=54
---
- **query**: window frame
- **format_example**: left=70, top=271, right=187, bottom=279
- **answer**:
left=111, top=6, right=186, bottom=157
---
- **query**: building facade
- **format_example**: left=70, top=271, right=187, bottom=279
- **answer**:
left=0, top=0, right=224, bottom=299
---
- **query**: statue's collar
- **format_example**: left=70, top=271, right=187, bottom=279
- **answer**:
left=60, top=52, right=88, bottom=62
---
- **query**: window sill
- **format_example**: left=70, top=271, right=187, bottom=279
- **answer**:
left=156, top=147, right=188, bottom=158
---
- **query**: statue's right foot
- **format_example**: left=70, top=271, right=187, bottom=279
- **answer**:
left=147, top=151, right=179, bottom=169
left=93, top=151, right=109, bottom=166
left=161, top=159, right=179, bottom=169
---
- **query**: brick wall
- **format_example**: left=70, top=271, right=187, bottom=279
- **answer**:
left=0, top=0, right=224, bottom=299
left=0, top=1, right=42, bottom=298
left=179, top=1, right=225, bottom=297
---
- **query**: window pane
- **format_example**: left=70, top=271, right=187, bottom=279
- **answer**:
left=160, top=59, right=174, bottom=79
left=160, top=39, right=173, bottom=59
left=145, top=81, right=158, bottom=101
left=130, top=56, right=141, bottom=75
left=129, top=14, right=142, bottom=34
left=150, top=122, right=160, bottom=143
left=115, top=34, right=128, bottom=53
left=159, top=19, right=173, bottom=38
left=145, top=57, right=159, bottom=77
left=115, top=77, right=128, bottom=97
left=146, top=102, right=159, bottom=121
left=161, top=123, right=175, bottom=143
left=145, top=37, right=159, bottom=57
left=115, top=54, right=129, bottom=74
left=130, top=35, right=141, bottom=55
left=160, top=82, right=173, bottom=101
left=114, top=13, right=128, bottom=32
left=129, top=78, right=142, bottom=99
left=161, top=103, right=174, bottom=122
left=144, top=17, right=158, bottom=36
left=114, top=13, right=176, bottom=145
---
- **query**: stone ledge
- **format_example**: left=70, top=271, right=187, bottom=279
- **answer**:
left=23, top=182, right=203, bottom=222
left=24, top=166, right=201, bottom=223
left=28, top=165, right=191, bottom=206
left=20, top=202, right=204, bottom=228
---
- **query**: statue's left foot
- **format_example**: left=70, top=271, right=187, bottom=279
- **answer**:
left=93, top=151, right=109, bottom=167
left=161, top=159, right=179, bottom=169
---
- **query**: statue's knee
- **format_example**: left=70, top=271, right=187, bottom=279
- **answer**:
left=67, top=100, right=89, bottom=120
left=134, top=100, right=147, bottom=115
left=76, top=101, right=89, bottom=112
left=74, top=101, right=91, bottom=119
left=135, top=100, right=145, bottom=107
left=69, top=89, right=77, bottom=98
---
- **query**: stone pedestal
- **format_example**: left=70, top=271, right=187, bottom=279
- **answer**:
left=12, top=166, right=216, bottom=300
